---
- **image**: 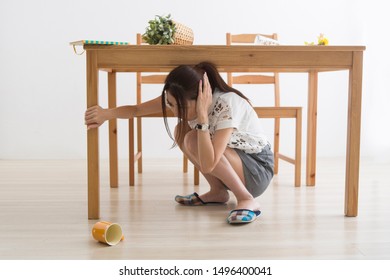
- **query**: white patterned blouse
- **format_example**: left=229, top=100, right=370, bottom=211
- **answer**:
left=188, top=89, right=270, bottom=154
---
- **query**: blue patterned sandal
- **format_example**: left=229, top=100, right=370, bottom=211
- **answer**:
left=226, top=209, right=261, bottom=224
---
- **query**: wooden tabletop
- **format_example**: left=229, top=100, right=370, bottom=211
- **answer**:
left=82, top=45, right=366, bottom=73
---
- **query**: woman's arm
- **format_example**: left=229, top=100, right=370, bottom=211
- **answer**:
left=196, top=73, right=233, bottom=173
left=197, top=127, right=233, bottom=174
left=85, top=95, right=162, bottom=129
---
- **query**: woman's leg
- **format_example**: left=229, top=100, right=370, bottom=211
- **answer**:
left=181, top=131, right=229, bottom=203
left=181, top=130, right=260, bottom=211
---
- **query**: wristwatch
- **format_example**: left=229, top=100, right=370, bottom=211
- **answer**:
left=194, top=123, right=210, bottom=131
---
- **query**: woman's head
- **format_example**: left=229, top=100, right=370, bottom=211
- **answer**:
left=162, top=64, right=203, bottom=120
left=161, top=61, right=249, bottom=146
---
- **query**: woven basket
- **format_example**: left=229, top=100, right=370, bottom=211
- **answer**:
left=173, top=21, right=194, bottom=45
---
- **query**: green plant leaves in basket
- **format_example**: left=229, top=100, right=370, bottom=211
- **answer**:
left=142, top=14, right=177, bottom=45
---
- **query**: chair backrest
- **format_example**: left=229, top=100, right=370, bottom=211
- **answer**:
left=226, top=33, right=280, bottom=106
left=136, top=33, right=167, bottom=82
left=136, top=33, right=168, bottom=106
left=226, top=33, right=279, bottom=84
left=226, top=33, right=278, bottom=45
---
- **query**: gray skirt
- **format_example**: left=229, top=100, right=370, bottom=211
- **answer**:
left=234, top=145, right=274, bottom=198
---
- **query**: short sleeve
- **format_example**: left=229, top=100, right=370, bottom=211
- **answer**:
left=212, top=96, right=238, bottom=130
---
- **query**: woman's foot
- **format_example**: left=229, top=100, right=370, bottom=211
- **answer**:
left=198, top=190, right=230, bottom=204
left=235, top=199, right=260, bottom=212
left=175, top=191, right=229, bottom=206
left=227, top=199, right=261, bottom=224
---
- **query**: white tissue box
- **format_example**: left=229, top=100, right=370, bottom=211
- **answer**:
left=254, top=35, right=279, bottom=45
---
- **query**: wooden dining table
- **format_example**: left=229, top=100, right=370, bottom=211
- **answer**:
left=77, top=44, right=365, bottom=219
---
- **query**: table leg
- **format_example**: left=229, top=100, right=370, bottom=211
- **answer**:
left=306, top=71, right=318, bottom=186
left=345, top=52, right=363, bottom=217
left=87, top=51, right=100, bottom=219
left=108, top=71, right=118, bottom=188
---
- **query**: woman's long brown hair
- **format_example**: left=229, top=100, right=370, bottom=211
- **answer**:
left=161, top=61, right=250, bottom=147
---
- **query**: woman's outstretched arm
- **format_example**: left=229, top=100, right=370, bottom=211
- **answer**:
left=84, top=95, right=162, bottom=129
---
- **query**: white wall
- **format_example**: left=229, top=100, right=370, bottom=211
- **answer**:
left=0, top=0, right=388, bottom=161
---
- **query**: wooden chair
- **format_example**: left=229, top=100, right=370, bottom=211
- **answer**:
left=190, top=106, right=302, bottom=187
left=128, top=33, right=199, bottom=186
left=253, top=107, right=302, bottom=187
left=226, top=33, right=301, bottom=186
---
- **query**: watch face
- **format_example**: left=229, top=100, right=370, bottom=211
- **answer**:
left=195, top=124, right=210, bottom=131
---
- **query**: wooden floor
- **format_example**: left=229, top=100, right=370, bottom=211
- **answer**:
left=0, top=158, right=389, bottom=260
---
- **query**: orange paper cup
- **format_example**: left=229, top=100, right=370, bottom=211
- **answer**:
left=92, top=221, right=124, bottom=246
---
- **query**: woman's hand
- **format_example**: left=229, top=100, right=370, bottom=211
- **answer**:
left=196, top=73, right=212, bottom=123
left=84, top=105, right=108, bottom=130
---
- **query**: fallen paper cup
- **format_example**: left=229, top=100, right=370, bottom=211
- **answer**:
left=92, top=221, right=124, bottom=246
